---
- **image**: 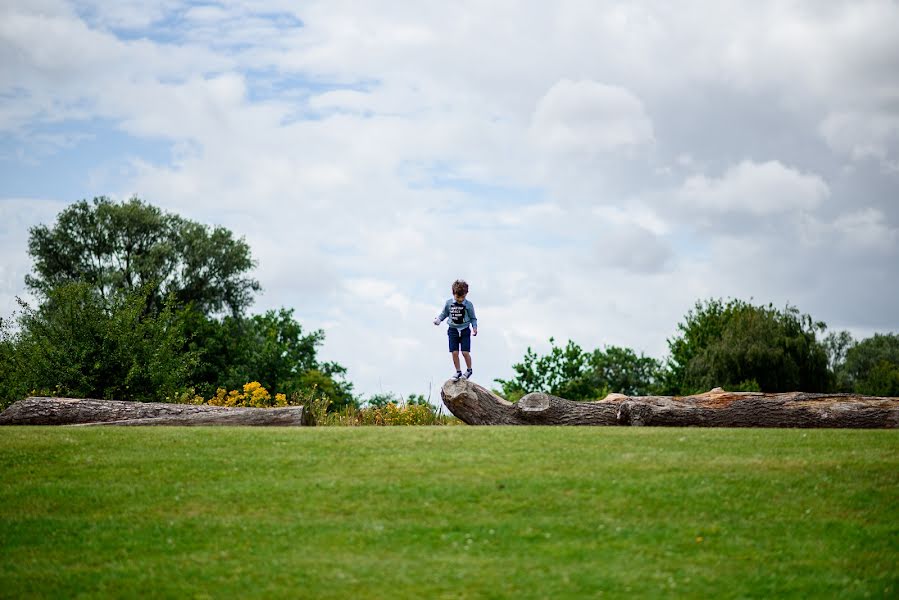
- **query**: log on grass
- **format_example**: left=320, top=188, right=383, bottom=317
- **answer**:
left=0, top=397, right=307, bottom=426
left=441, top=379, right=899, bottom=428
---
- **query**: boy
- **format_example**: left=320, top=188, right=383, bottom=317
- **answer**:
left=433, top=279, right=478, bottom=381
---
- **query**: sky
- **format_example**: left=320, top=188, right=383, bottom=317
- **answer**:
left=2, top=0, right=898, bottom=401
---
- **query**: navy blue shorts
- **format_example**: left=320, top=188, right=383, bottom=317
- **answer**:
left=448, top=327, right=471, bottom=352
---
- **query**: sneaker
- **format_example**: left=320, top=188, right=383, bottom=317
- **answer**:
left=452, top=370, right=463, bottom=381
left=463, top=368, right=473, bottom=380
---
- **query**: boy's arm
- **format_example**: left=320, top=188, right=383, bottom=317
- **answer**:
left=433, top=301, right=449, bottom=325
left=468, top=301, right=478, bottom=334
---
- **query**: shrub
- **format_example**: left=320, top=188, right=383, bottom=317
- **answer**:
left=4, top=283, right=197, bottom=404
left=357, top=402, right=443, bottom=426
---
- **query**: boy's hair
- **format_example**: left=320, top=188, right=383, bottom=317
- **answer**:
left=451, top=279, right=469, bottom=296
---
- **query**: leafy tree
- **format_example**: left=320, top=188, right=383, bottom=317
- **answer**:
left=27, top=197, right=259, bottom=317
left=585, top=345, right=663, bottom=396
left=823, top=330, right=855, bottom=390
left=495, top=339, right=661, bottom=401
left=363, top=392, right=430, bottom=408
left=841, top=333, right=899, bottom=396
left=823, top=330, right=855, bottom=373
left=16, top=198, right=355, bottom=408
left=3, top=283, right=196, bottom=404
left=365, top=392, right=400, bottom=408
left=0, top=317, right=24, bottom=408
left=663, top=299, right=829, bottom=394
left=188, top=308, right=355, bottom=410
left=495, top=339, right=591, bottom=401
left=406, top=393, right=431, bottom=406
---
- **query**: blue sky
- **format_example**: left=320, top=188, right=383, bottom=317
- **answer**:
left=2, top=0, right=898, bottom=399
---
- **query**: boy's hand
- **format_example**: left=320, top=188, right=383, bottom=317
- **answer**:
left=433, top=318, right=441, bottom=325
left=472, top=327, right=478, bottom=336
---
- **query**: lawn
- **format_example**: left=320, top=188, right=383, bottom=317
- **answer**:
left=0, top=427, right=896, bottom=599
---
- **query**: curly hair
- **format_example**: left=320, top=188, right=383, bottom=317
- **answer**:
left=451, top=279, right=469, bottom=296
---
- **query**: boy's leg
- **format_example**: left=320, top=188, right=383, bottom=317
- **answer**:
left=448, top=328, right=462, bottom=373
left=462, top=351, right=472, bottom=369
left=451, top=351, right=461, bottom=371
left=460, top=328, right=473, bottom=378
left=460, top=328, right=472, bottom=369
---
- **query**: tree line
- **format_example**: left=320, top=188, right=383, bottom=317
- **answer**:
left=495, top=299, right=899, bottom=401
left=2, top=198, right=897, bottom=410
left=0, top=197, right=353, bottom=409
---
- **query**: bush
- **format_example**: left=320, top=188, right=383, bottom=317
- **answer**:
left=841, top=334, right=899, bottom=396
left=356, top=402, right=444, bottom=426
left=3, top=283, right=197, bottom=404
left=495, top=339, right=659, bottom=401
left=664, top=299, right=829, bottom=394
left=204, top=381, right=289, bottom=408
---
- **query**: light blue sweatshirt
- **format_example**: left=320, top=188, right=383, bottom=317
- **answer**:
left=435, top=298, right=477, bottom=330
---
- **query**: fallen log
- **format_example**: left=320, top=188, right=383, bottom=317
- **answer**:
left=441, top=379, right=899, bottom=428
left=0, top=397, right=308, bottom=426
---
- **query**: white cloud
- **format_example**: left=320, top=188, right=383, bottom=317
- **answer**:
left=530, top=79, right=655, bottom=157
left=679, top=160, right=829, bottom=216
left=802, top=208, right=898, bottom=255
left=819, top=111, right=899, bottom=162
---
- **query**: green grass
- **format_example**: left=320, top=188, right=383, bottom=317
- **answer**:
left=1, top=427, right=897, bottom=599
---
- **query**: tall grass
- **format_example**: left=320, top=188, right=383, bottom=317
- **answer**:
left=307, top=394, right=459, bottom=426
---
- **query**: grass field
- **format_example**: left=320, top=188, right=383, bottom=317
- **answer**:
left=1, top=427, right=896, bottom=599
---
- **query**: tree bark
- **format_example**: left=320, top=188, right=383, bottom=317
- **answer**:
left=441, top=380, right=899, bottom=428
left=0, top=397, right=308, bottom=426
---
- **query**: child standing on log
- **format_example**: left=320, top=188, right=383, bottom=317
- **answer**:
left=433, top=279, right=478, bottom=381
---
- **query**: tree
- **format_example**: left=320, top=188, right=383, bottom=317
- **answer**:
left=586, top=346, right=663, bottom=396
left=841, top=333, right=899, bottom=397
left=365, top=392, right=400, bottom=408
left=0, top=317, right=24, bottom=408
left=663, top=299, right=830, bottom=394
left=187, top=308, right=355, bottom=410
left=4, top=283, right=196, bottom=404
left=27, top=197, right=260, bottom=317
left=495, top=339, right=592, bottom=401
left=495, top=339, right=661, bottom=401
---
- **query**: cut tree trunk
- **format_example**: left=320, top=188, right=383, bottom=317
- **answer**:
left=441, top=379, right=899, bottom=428
left=0, top=397, right=308, bottom=426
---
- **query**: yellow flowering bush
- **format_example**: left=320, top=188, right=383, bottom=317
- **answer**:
left=205, top=381, right=288, bottom=408
left=175, top=382, right=457, bottom=425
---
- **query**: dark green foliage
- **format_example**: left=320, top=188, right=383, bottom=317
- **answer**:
left=841, top=334, right=899, bottom=396
left=26, top=197, right=260, bottom=317
left=495, top=338, right=662, bottom=401
left=365, top=392, right=400, bottom=408
left=187, top=308, right=355, bottom=410
left=824, top=330, right=856, bottom=390
left=406, top=393, right=430, bottom=406
left=586, top=345, right=665, bottom=396
left=1, top=198, right=354, bottom=408
left=0, top=318, right=25, bottom=408
left=2, top=283, right=196, bottom=404
left=663, top=299, right=830, bottom=394
left=363, top=392, right=429, bottom=408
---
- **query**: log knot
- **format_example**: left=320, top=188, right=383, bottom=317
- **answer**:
left=518, top=394, right=551, bottom=413
left=617, top=401, right=653, bottom=426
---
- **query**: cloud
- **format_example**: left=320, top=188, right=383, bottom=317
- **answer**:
left=802, top=208, right=898, bottom=255
left=819, top=111, right=899, bottom=163
left=679, top=160, right=829, bottom=217
left=530, top=79, right=655, bottom=157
